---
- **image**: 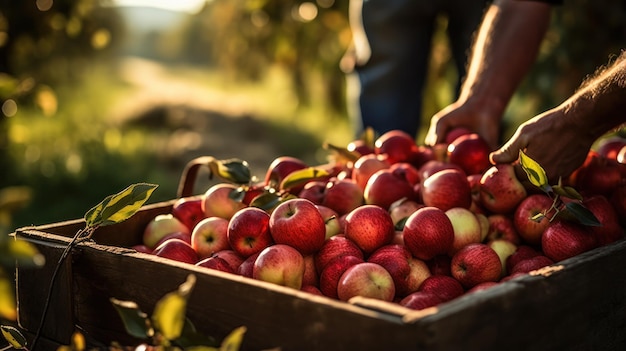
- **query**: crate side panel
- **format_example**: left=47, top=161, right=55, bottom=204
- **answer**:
left=69, top=246, right=423, bottom=351
left=15, top=239, right=75, bottom=346
left=414, top=239, right=626, bottom=351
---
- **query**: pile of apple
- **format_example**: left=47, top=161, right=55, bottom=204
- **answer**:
left=135, top=129, right=626, bottom=311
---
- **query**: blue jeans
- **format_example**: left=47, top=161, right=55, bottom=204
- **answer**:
left=348, top=0, right=487, bottom=137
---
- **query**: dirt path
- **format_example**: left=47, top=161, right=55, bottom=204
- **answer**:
left=110, top=57, right=324, bottom=193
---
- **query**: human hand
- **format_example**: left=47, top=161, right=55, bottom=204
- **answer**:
left=425, top=100, right=502, bottom=150
left=489, top=107, right=596, bottom=184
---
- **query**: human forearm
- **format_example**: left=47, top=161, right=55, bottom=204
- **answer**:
left=459, top=0, right=552, bottom=117
left=561, top=52, right=626, bottom=140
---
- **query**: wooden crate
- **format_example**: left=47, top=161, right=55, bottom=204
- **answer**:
left=14, top=203, right=626, bottom=351
left=13, top=158, right=626, bottom=350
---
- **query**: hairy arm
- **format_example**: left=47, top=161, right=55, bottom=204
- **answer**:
left=490, top=52, right=626, bottom=181
left=425, top=0, right=552, bottom=149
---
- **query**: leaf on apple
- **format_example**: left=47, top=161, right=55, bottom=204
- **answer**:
left=217, top=326, right=247, bottom=351
left=323, top=142, right=361, bottom=163
left=551, top=185, right=583, bottom=201
left=279, top=167, right=330, bottom=192
left=249, top=191, right=282, bottom=212
left=84, top=183, right=158, bottom=228
left=518, top=150, right=550, bottom=192
left=1, top=325, right=27, bottom=350
left=152, top=274, right=196, bottom=341
left=564, top=202, right=602, bottom=227
left=110, top=298, right=154, bottom=339
left=207, top=158, right=252, bottom=185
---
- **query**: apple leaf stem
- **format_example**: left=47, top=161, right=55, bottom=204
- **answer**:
left=518, top=151, right=600, bottom=227
left=31, top=183, right=158, bottom=350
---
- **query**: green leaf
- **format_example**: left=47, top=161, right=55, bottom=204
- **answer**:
left=552, top=185, right=583, bottom=201
left=0, top=276, right=17, bottom=321
left=218, top=326, right=246, bottom=351
left=110, top=298, right=153, bottom=339
left=323, top=142, right=361, bottom=163
left=279, top=167, right=330, bottom=191
left=518, top=150, right=550, bottom=191
left=207, top=158, right=252, bottom=185
left=174, top=318, right=218, bottom=349
left=564, top=202, right=602, bottom=227
left=248, top=191, right=282, bottom=212
left=2, top=239, right=45, bottom=268
left=152, top=274, right=196, bottom=341
left=84, top=183, right=158, bottom=227
left=1, top=325, right=28, bottom=349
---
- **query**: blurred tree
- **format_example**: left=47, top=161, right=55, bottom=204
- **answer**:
left=173, top=0, right=351, bottom=114
left=0, top=0, right=124, bottom=185
left=504, top=0, right=626, bottom=138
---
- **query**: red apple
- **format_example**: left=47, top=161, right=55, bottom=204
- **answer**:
left=445, top=207, right=482, bottom=255
left=447, top=133, right=491, bottom=176
left=418, top=160, right=464, bottom=182
left=301, top=285, right=324, bottom=296
left=444, top=127, right=473, bottom=145
left=269, top=198, right=326, bottom=255
left=211, top=249, right=244, bottom=273
left=479, top=164, right=528, bottom=214
left=298, top=181, right=326, bottom=205
left=227, top=207, right=273, bottom=258
left=403, top=206, right=455, bottom=260
left=201, top=183, right=247, bottom=220
left=582, top=195, right=624, bottom=246
left=347, top=139, right=374, bottom=156
left=399, top=291, right=443, bottom=311
left=418, top=275, right=465, bottom=302
left=609, top=184, right=626, bottom=227
left=143, top=214, right=191, bottom=250
left=618, top=145, right=626, bottom=164
left=374, top=130, right=418, bottom=165
left=596, top=136, right=626, bottom=160
left=195, top=256, right=235, bottom=274
left=314, top=234, right=364, bottom=273
left=486, top=214, right=521, bottom=244
left=264, top=156, right=308, bottom=191
left=407, top=145, right=435, bottom=170
left=337, top=262, right=396, bottom=302
left=368, top=244, right=431, bottom=297
left=513, top=194, right=554, bottom=245
left=505, top=245, right=542, bottom=274
left=344, top=205, right=395, bottom=254
left=302, top=254, right=319, bottom=287
left=427, top=255, right=452, bottom=276
left=574, top=155, right=625, bottom=197
left=451, top=243, right=502, bottom=288
left=421, top=169, right=472, bottom=211
left=351, top=153, right=390, bottom=191
left=132, top=244, right=152, bottom=254
left=191, top=216, right=230, bottom=259
left=541, top=220, right=598, bottom=262
left=509, top=255, right=554, bottom=275
left=237, top=251, right=260, bottom=278
left=253, top=244, right=305, bottom=290
left=389, top=162, right=421, bottom=186
left=322, top=178, right=365, bottom=215
left=153, top=238, right=198, bottom=265
left=364, top=168, right=416, bottom=210
left=153, top=231, right=192, bottom=249
left=171, top=195, right=206, bottom=232
left=319, top=255, right=364, bottom=299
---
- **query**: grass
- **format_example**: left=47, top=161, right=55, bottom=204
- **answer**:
left=4, top=59, right=354, bottom=230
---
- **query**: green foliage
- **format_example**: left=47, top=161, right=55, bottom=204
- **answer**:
left=110, top=274, right=245, bottom=350
left=518, top=150, right=600, bottom=227
left=84, top=183, right=158, bottom=228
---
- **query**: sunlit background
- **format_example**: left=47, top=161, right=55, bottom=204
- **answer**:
left=1, top=0, right=626, bottom=232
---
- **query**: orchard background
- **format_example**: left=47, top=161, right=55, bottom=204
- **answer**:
left=1, top=0, right=626, bottom=332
